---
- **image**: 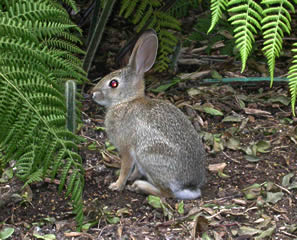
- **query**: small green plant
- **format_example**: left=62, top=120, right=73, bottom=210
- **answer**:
left=65, top=80, right=77, bottom=133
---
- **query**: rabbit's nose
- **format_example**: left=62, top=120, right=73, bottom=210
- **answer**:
left=92, top=92, right=98, bottom=99
left=92, top=91, right=103, bottom=101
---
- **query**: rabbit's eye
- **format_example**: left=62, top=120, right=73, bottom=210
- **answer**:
left=109, top=79, right=118, bottom=88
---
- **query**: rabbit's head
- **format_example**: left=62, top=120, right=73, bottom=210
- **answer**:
left=92, top=29, right=158, bottom=107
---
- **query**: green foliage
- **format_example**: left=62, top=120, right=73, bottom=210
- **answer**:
left=189, top=14, right=235, bottom=56
left=261, top=0, right=295, bottom=84
left=208, top=0, right=228, bottom=33
left=228, top=0, right=263, bottom=72
left=208, top=0, right=297, bottom=114
left=169, top=0, right=201, bottom=18
left=119, top=0, right=181, bottom=72
left=0, top=0, right=86, bottom=227
left=288, top=43, right=297, bottom=116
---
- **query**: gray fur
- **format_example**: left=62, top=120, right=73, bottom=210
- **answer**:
left=92, top=29, right=206, bottom=199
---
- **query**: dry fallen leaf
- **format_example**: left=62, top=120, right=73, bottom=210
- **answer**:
left=192, top=215, right=209, bottom=238
left=208, top=163, right=227, bottom=172
left=232, top=198, right=247, bottom=205
left=244, top=108, right=271, bottom=116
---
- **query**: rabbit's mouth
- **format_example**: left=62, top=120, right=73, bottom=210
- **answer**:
left=92, top=91, right=107, bottom=106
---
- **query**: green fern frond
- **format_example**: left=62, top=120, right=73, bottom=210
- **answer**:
left=133, top=0, right=149, bottom=24
left=59, top=158, right=73, bottom=192
left=41, top=39, right=85, bottom=54
left=0, top=0, right=85, bottom=228
left=208, top=0, right=228, bottom=33
left=0, top=57, right=48, bottom=77
left=156, top=11, right=181, bottom=30
left=24, top=168, right=43, bottom=186
left=169, top=0, right=192, bottom=18
left=6, top=1, right=72, bottom=24
left=119, top=0, right=181, bottom=72
left=119, top=0, right=134, bottom=16
left=155, top=28, right=179, bottom=72
left=288, top=42, right=297, bottom=116
left=228, top=0, right=263, bottom=72
left=136, top=5, right=153, bottom=32
left=121, top=0, right=140, bottom=18
left=58, top=0, right=78, bottom=12
left=0, top=37, right=86, bottom=83
left=261, top=0, right=295, bottom=85
left=31, top=21, right=82, bottom=41
left=0, top=17, right=38, bottom=43
left=15, top=149, right=35, bottom=179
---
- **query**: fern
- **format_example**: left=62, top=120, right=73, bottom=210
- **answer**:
left=288, top=42, right=297, bottom=116
left=58, top=0, right=78, bottom=12
left=0, top=0, right=86, bottom=227
left=169, top=0, right=199, bottom=18
left=261, top=0, right=295, bottom=85
left=119, top=0, right=181, bottom=72
left=208, top=0, right=228, bottom=33
left=154, top=12, right=181, bottom=71
left=228, top=0, right=263, bottom=72
left=24, top=168, right=43, bottom=186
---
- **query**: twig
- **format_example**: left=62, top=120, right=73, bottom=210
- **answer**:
left=64, top=232, right=95, bottom=239
left=222, top=151, right=241, bottom=163
left=208, top=208, right=231, bottom=219
left=279, top=231, right=297, bottom=238
left=44, top=177, right=60, bottom=185
left=203, top=193, right=243, bottom=203
left=156, top=208, right=202, bottom=227
left=274, top=183, right=291, bottom=195
left=244, top=206, right=258, bottom=213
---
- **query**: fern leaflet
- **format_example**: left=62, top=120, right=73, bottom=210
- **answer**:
left=288, top=42, right=297, bottom=116
left=261, top=0, right=295, bottom=85
left=119, top=0, right=181, bottom=72
left=208, top=0, right=228, bottom=33
left=228, top=0, right=263, bottom=72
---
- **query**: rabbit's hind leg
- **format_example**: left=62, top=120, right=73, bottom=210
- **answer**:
left=128, top=180, right=172, bottom=198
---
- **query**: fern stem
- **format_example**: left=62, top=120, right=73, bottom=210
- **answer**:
left=65, top=80, right=76, bottom=133
left=83, top=0, right=117, bottom=75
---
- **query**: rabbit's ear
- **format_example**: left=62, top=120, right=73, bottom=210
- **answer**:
left=129, top=29, right=158, bottom=74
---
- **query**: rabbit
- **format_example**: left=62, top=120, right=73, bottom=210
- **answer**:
left=92, top=29, right=206, bottom=199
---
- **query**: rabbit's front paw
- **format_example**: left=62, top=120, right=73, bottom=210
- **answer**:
left=109, top=181, right=124, bottom=191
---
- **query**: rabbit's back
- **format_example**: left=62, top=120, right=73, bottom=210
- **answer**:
left=105, top=97, right=206, bottom=193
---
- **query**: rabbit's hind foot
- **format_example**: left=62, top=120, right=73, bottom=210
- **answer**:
left=127, top=180, right=164, bottom=197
